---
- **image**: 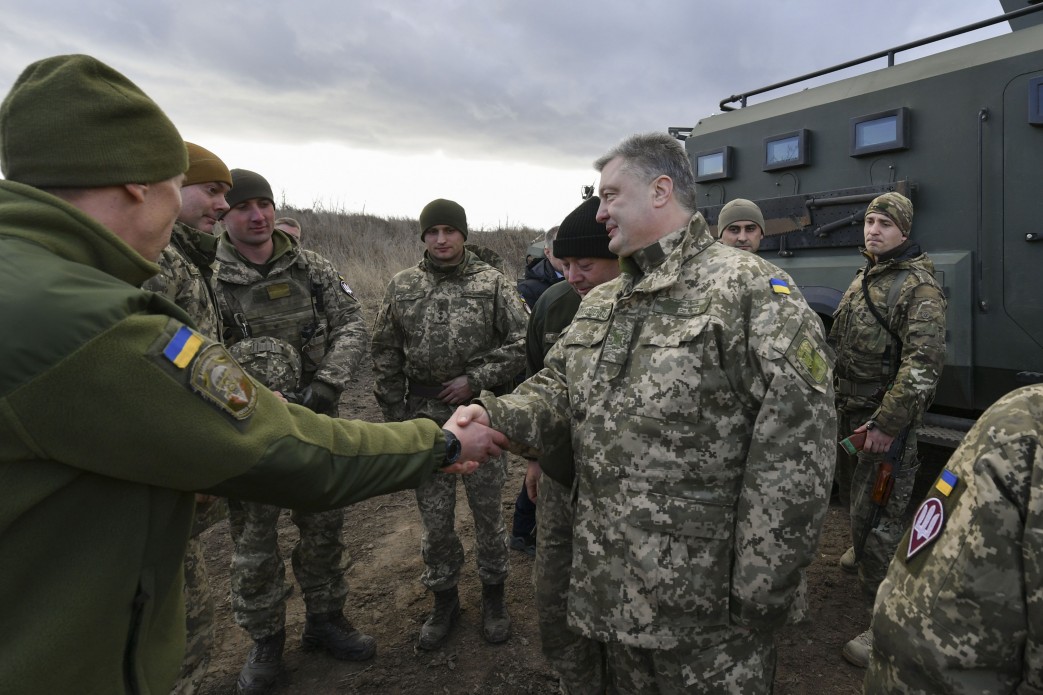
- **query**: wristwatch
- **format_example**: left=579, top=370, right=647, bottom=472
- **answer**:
left=442, top=429, right=462, bottom=467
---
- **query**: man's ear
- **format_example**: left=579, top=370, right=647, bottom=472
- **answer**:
left=122, top=183, right=148, bottom=204
left=650, top=175, right=673, bottom=208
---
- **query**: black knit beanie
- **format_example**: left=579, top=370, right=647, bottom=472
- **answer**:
left=553, top=196, right=615, bottom=259
left=225, top=169, right=274, bottom=210
left=419, top=198, right=468, bottom=239
left=0, top=54, right=187, bottom=187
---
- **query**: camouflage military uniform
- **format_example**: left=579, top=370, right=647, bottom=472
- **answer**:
left=864, top=384, right=1043, bottom=694
left=371, top=249, right=527, bottom=591
left=143, top=221, right=225, bottom=695
left=214, top=230, right=370, bottom=640
left=480, top=216, right=836, bottom=693
left=527, top=280, right=606, bottom=694
left=829, top=241, right=946, bottom=595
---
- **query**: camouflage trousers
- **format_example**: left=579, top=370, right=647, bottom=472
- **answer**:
left=227, top=500, right=348, bottom=640
left=171, top=498, right=226, bottom=695
left=534, top=475, right=606, bottom=695
left=606, top=629, right=776, bottom=694
left=416, top=452, right=508, bottom=590
left=835, top=407, right=920, bottom=599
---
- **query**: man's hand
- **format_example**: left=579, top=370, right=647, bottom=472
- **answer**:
left=301, top=380, right=338, bottom=414
left=452, top=403, right=491, bottom=428
left=438, top=375, right=473, bottom=406
left=524, top=460, right=541, bottom=502
left=442, top=407, right=506, bottom=470
left=858, top=422, right=896, bottom=454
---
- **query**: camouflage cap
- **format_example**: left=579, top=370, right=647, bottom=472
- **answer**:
left=865, top=192, right=913, bottom=235
left=717, top=198, right=765, bottom=238
left=228, top=336, right=302, bottom=395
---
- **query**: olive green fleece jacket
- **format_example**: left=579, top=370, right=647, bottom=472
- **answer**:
left=0, top=180, right=445, bottom=695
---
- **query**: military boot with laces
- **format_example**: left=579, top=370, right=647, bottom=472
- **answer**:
left=301, top=611, right=377, bottom=661
left=842, top=628, right=873, bottom=668
left=481, top=582, right=511, bottom=644
left=235, top=629, right=285, bottom=695
left=417, top=586, right=460, bottom=650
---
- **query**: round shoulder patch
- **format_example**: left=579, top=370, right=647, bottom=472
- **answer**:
left=190, top=344, right=258, bottom=420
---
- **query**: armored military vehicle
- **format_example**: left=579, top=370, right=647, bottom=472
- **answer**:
left=673, top=1, right=1043, bottom=444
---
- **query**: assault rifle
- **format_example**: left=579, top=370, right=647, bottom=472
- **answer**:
left=853, top=425, right=910, bottom=563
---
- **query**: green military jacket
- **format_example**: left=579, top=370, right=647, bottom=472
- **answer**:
left=143, top=222, right=221, bottom=342
left=481, top=215, right=836, bottom=649
left=371, top=249, right=528, bottom=423
left=865, top=384, right=1043, bottom=694
left=829, top=242, right=946, bottom=435
left=525, top=279, right=581, bottom=485
left=214, top=233, right=368, bottom=393
left=0, top=180, right=445, bottom=695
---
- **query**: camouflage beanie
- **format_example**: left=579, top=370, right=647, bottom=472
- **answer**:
left=225, top=169, right=274, bottom=211
left=717, top=198, right=765, bottom=238
left=865, top=191, right=913, bottom=235
left=184, top=142, right=232, bottom=187
left=0, top=54, right=187, bottom=187
left=419, top=198, right=468, bottom=239
left=553, top=196, right=616, bottom=259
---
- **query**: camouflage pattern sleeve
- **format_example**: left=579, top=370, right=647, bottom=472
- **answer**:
left=866, top=384, right=1043, bottom=694
left=307, top=251, right=369, bottom=393
left=142, top=226, right=222, bottom=342
left=873, top=278, right=947, bottom=435
left=731, top=295, right=836, bottom=630
left=463, top=270, right=527, bottom=392
left=370, top=276, right=409, bottom=422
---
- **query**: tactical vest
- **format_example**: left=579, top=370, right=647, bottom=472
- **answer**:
left=220, top=255, right=329, bottom=382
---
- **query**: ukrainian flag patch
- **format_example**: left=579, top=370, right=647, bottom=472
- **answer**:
left=770, top=278, right=790, bottom=295
left=935, top=469, right=958, bottom=496
left=163, top=326, right=204, bottom=369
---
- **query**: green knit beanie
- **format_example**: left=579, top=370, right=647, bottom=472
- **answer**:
left=865, top=191, right=913, bottom=235
left=0, top=54, right=187, bottom=187
left=553, top=196, right=616, bottom=259
left=419, top=198, right=468, bottom=239
left=717, top=198, right=765, bottom=238
left=225, top=169, right=275, bottom=211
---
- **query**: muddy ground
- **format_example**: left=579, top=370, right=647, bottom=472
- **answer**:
left=197, top=364, right=947, bottom=694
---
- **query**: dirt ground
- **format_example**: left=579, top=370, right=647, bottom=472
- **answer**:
left=197, top=364, right=948, bottom=695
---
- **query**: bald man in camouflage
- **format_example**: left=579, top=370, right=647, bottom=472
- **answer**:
left=829, top=191, right=947, bottom=668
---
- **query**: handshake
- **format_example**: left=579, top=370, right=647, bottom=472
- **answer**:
left=439, top=404, right=505, bottom=475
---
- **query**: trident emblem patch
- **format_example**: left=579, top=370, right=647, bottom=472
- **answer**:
left=907, top=498, right=945, bottom=560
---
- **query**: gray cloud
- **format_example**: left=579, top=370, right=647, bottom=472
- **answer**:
left=0, top=1, right=1010, bottom=171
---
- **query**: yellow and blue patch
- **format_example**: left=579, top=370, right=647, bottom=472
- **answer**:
left=935, top=469, right=958, bottom=496
left=163, top=326, right=204, bottom=368
left=769, top=278, right=790, bottom=295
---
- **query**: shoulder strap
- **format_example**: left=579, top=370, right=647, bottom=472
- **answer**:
left=861, top=267, right=910, bottom=379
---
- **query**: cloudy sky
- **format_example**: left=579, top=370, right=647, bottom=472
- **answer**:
left=0, top=1, right=1013, bottom=230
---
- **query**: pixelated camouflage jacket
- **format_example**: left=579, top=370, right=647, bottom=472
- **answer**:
left=865, top=384, right=1043, bottom=695
left=480, top=214, right=837, bottom=649
left=371, top=249, right=528, bottom=423
left=214, top=231, right=368, bottom=392
left=829, top=242, right=946, bottom=435
left=142, top=222, right=221, bottom=341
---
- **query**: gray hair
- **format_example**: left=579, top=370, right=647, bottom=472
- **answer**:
left=593, top=132, right=697, bottom=214
left=544, top=225, right=559, bottom=247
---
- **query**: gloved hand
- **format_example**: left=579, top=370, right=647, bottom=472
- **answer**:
left=300, top=380, right=338, bottom=414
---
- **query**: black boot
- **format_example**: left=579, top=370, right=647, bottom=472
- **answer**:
left=301, top=611, right=377, bottom=661
left=481, top=583, right=511, bottom=644
left=235, top=629, right=285, bottom=695
left=417, top=586, right=460, bottom=650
